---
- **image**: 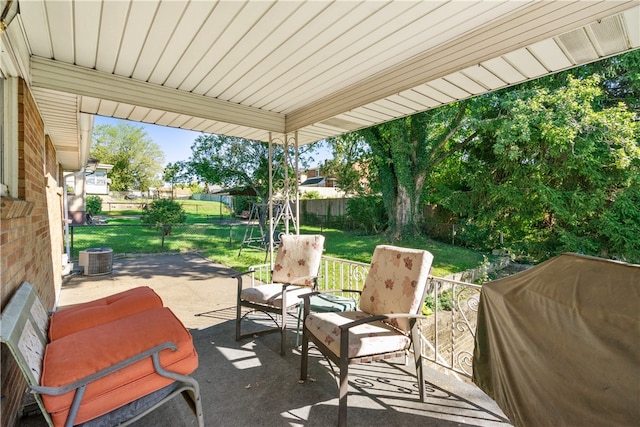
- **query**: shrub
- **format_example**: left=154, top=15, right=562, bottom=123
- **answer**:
left=347, top=195, right=387, bottom=234
left=423, top=289, right=454, bottom=315
left=86, top=195, right=102, bottom=215
left=141, top=199, right=186, bottom=236
left=301, top=190, right=322, bottom=200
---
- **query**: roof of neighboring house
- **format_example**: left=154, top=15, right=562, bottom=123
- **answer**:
left=300, top=177, right=325, bottom=186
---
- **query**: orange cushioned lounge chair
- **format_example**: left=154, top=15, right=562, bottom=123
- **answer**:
left=0, top=282, right=203, bottom=427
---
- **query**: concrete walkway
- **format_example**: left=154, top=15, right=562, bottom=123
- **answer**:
left=18, top=252, right=511, bottom=427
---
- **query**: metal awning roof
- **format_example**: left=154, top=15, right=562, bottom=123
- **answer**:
left=1, top=0, right=638, bottom=170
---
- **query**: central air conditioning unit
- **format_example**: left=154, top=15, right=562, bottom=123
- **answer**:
left=78, top=248, right=113, bottom=275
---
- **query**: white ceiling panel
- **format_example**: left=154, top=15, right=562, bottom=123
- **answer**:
left=588, top=14, right=630, bottom=56
left=397, top=89, right=441, bottom=109
left=416, top=85, right=455, bottom=105
left=444, top=73, right=488, bottom=96
left=623, top=7, right=640, bottom=47
left=73, top=1, right=101, bottom=69
left=96, top=100, right=119, bottom=117
left=46, top=1, right=74, bottom=63
left=181, top=117, right=207, bottom=131
left=3, top=0, right=636, bottom=170
left=527, top=39, right=573, bottom=72
left=127, top=106, right=153, bottom=123
left=141, top=109, right=165, bottom=125
left=130, top=1, right=189, bottom=82
left=481, top=57, right=526, bottom=85
left=147, top=1, right=216, bottom=86
left=558, top=29, right=600, bottom=64
left=503, top=48, right=548, bottom=79
left=113, top=1, right=159, bottom=77
left=168, top=115, right=191, bottom=129
left=95, top=1, right=129, bottom=73
left=113, top=103, right=135, bottom=119
left=428, top=78, right=472, bottom=101
left=79, top=96, right=100, bottom=114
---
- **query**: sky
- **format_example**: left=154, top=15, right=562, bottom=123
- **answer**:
left=93, top=115, right=332, bottom=168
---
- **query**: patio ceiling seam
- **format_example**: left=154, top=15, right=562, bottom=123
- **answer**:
left=30, top=57, right=286, bottom=134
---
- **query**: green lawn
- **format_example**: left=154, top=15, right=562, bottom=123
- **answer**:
left=82, top=201, right=488, bottom=276
left=73, top=219, right=487, bottom=277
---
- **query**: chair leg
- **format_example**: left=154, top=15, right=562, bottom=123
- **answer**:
left=235, top=302, right=242, bottom=342
left=300, top=326, right=309, bottom=380
left=280, top=321, right=286, bottom=356
left=411, top=324, right=426, bottom=402
left=338, top=328, right=350, bottom=427
left=338, top=357, right=349, bottom=427
left=236, top=277, right=243, bottom=341
left=280, top=296, right=287, bottom=356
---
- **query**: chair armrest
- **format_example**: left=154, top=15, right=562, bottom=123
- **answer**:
left=338, top=313, right=428, bottom=332
left=234, top=269, right=257, bottom=295
left=232, top=269, right=255, bottom=281
left=31, top=342, right=179, bottom=396
left=286, top=275, right=318, bottom=287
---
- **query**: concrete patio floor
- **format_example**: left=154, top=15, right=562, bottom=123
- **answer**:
left=18, top=252, right=511, bottom=427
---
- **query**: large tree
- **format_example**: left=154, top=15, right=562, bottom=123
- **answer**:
left=328, top=102, right=475, bottom=239
left=436, top=74, right=639, bottom=261
left=91, top=123, right=165, bottom=192
left=185, top=134, right=319, bottom=198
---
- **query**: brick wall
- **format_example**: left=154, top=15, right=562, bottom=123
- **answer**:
left=1, top=78, right=60, bottom=427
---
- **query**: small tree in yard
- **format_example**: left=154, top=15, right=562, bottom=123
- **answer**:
left=141, top=199, right=186, bottom=237
left=86, top=196, right=102, bottom=216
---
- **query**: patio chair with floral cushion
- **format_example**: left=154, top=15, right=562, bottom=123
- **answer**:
left=299, top=245, right=434, bottom=426
left=236, top=234, right=325, bottom=356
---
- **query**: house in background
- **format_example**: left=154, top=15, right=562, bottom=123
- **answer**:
left=85, top=164, right=113, bottom=196
left=299, top=167, right=342, bottom=198
left=64, top=163, right=113, bottom=225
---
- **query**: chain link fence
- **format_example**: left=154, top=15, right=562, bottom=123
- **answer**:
left=69, top=223, right=242, bottom=259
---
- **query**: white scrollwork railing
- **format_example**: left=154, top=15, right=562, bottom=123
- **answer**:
left=422, top=276, right=481, bottom=378
left=249, top=256, right=480, bottom=378
left=248, top=256, right=370, bottom=293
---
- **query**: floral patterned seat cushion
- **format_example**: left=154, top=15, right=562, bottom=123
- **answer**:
left=305, top=310, right=411, bottom=358
left=359, top=245, right=433, bottom=333
left=241, top=284, right=314, bottom=309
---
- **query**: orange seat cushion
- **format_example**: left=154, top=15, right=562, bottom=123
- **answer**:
left=41, top=307, right=198, bottom=427
left=48, top=286, right=163, bottom=341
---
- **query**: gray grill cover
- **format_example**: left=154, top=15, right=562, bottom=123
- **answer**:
left=473, top=253, right=640, bottom=426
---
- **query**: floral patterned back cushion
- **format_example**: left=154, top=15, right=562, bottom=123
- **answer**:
left=359, top=245, right=434, bottom=333
left=271, top=234, right=325, bottom=286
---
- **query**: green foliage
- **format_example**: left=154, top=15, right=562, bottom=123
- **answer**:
left=323, top=133, right=373, bottom=194
left=91, top=123, right=165, bottom=192
left=423, top=289, right=453, bottom=315
left=232, top=196, right=253, bottom=216
left=85, top=195, right=102, bottom=215
left=347, top=196, right=388, bottom=234
left=435, top=61, right=639, bottom=262
left=301, top=190, right=322, bottom=199
left=189, top=183, right=205, bottom=194
left=141, top=199, right=187, bottom=236
left=184, top=134, right=318, bottom=198
left=163, top=161, right=191, bottom=193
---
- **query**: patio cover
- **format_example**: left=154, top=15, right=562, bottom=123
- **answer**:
left=473, top=253, right=640, bottom=426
